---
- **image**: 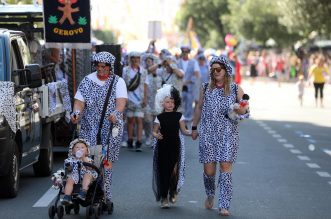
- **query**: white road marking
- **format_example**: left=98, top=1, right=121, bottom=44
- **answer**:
left=33, top=187, right=58, bottom=207
left=277, top=139, right=287, bottom=143
left=272, top=134, right=281, bottom=138
left=263, top=126, right=271, bottom=130
left=328, top=182, right=331, bottom=186
left=316, top=171, right=331, bottom=178
left=268, top=130, right=276, bottom=134
left=308, top=144, right=315, bottom=151
left=188, top=201, right=198, bottom=204
left=297, top=155, right=311, bottom=161
left=306, top=163, right=320, bottom=169
left=290, top=149, right=302, bottom=154
left=323, top=149, right=331, bottom=157
left=283, top=143, right=294, bottom=148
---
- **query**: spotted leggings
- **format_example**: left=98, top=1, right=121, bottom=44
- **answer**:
left=103, top=168, right=113, bottom=201
left=203, top=171, right=233, bottom=210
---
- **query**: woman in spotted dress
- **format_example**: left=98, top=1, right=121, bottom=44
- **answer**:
left=71, top=51, right=127, bottom=208
left=191, top=56, right=249, bottom=216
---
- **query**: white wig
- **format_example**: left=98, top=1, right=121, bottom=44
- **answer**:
left=154, top=84, right=173, bottom=114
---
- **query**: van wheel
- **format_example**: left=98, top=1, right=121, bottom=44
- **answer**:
left=0, top=141, right=20, bottom=198
left=33, top=123, right=53, bottom=176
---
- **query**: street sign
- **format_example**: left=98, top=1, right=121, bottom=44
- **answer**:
left=148, top=20, right=162, bottom=40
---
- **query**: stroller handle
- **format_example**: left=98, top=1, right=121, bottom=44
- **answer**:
left=82, top=162, right=101, bottom=175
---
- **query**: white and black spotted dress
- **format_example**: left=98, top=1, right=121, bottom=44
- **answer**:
left=78, top=74, right=124, bottom=162
left=199, top=83, right=239, bottom=164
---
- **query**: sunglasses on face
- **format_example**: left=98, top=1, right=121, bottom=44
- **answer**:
left=210, top=66, right=226, bottom=73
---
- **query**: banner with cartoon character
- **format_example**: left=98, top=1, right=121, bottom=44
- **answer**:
left=42, top=0, right=91, bottom=49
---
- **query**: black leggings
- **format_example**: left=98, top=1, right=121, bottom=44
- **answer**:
left=313, top=82, right=324, bottom=99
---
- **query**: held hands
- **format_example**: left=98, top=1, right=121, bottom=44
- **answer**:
left=191, top=130, right=198, bottom=140
left=153, top=132, right=163, bottom=140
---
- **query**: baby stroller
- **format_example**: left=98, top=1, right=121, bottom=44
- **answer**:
left=48, top=161, right=113, bottom=219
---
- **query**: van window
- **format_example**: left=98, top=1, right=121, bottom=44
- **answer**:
left=16, top=37, right=31, bottom=67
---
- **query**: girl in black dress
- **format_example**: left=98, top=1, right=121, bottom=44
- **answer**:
left=152, top=85, right=191, bottom=208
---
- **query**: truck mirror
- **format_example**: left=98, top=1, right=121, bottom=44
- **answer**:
left=41, top=63, right=56, bottom=84
left=25, top=64, right=42, bottom=88
left=12, top=69, right=32, bottom=90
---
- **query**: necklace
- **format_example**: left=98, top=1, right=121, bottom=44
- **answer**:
left=97, top=74, right=110, bottom=81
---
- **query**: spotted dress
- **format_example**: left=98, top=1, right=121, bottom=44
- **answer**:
left=64, top=157, right=98, bottom=184
left=199, top=82, right=241, bottom=164
left=78, top=74, right=124, bottom=162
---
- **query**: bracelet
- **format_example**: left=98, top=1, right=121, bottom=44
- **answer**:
left=191, top=126, right=197, bottom=130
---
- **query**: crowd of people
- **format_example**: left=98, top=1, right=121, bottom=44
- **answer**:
left=55, top=41, right=330, bottom=217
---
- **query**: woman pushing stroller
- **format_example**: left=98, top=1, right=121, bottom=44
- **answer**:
left=71, top=51, right=128, bottom=207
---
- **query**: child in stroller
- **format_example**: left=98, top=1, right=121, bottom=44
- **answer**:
left=49, top=138, right=112, bottom=219
left=61, top=138, right=98, bottom=205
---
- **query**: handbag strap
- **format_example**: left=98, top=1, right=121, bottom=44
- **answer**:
left=97, top=76, right=115, bottom=145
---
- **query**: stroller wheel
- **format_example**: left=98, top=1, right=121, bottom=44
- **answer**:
left=48, top=205, right=56, bottom=219
left=57, top=205, right=64, bottom=219
left=94, top=205, right=100, bottom=219
left=65, top=205, right=71, bottom=214
left=107, top=202, right=114, bottom=215
left=73, top=202, right=80, bottom=214
left=86, top=205, right=93, bottom=219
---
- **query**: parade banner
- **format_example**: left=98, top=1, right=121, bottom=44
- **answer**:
left=42, top=0, right=91, bottom=49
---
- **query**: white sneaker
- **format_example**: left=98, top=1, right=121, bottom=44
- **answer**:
left=121, top=141, right=127, bottom=147
left=145, top=138, right=152, bottom=146
left=160, top=198, right=169, bottom=209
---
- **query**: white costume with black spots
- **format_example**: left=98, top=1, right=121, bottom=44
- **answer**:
left=64, top=156, right=98, bottom=184
left=199, top=82, right=239, bottom=164
left=77, top=73, right=124, bottom=202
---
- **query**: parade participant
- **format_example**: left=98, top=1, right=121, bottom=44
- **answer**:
left=309, top=55, right=329, bottom=108
left=152, top=84, right=191, bottom=208
left=71, top=51, right=127, bottom=208
left=156, top=55, right=184, bottom=94
left=122, top=51, right=149, bottom=151
left=61, top=139, right=98, bottom=205
left=191, top=56, right=250, bottom=216
left=177, top=46, right=200, bottom=123
left=142, top=53, right=161, bottom=146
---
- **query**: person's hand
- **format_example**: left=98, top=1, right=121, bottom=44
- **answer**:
left=108, top=113, right=117, bottom=123
left=71, top=110, right=80, bottom=124
left=142, top=98, right=148, bottom=108
left=191, top=130, right=198, bottom=140
left=155, top=132, right=163, bottom=140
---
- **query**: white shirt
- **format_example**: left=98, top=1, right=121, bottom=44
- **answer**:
left=127, top=68, right=149, bottom=105
left=74, top=72, right=127, bottom=102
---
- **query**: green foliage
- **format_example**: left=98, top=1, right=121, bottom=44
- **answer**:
left=48, top=16, right=58, bottom=24
left=278, top=0, right=331, bottom=38
left=176, top=0, right=231, bottom=48
left=78, top=17, right=87, bottom=25
left=226, top=0, right=301, bottom=47
left=177, top=0, right=330, bottom=48
left=93, top=30, right=116, bottom=44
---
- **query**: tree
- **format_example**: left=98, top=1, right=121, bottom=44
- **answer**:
left=278, top=0, right=331, bottom=38
left=225, top=0, right=301, bottom=47
left=93, top=30, right=116, bottom=44
left=176, top=0, right=231, bottom=48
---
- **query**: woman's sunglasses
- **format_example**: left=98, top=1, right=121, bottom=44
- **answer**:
left=210, top=66, right=226, bottom=73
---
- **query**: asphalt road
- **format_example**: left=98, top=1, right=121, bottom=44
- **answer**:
left=1, top=79, right=331, bottom=219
